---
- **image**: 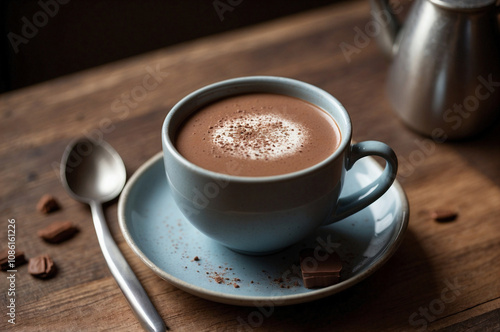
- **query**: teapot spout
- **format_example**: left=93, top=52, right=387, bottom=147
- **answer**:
left=369, top=0, right=401, bottom=58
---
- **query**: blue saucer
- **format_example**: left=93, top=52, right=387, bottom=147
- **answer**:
left=118, top=152, right=409, bottom=306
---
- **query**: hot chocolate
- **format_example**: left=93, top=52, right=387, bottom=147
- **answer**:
left=175, top=93, right=341, bottom=176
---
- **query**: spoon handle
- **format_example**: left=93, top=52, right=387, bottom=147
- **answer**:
left=90, top=201, right=167, bottom=332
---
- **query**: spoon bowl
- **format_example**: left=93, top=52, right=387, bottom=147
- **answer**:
left=61, top=138, right=166, bottom=332
left=63, top=138, right=126, bottom=203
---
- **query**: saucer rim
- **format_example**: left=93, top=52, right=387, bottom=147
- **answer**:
left=118, top=152, right=409, bottom=306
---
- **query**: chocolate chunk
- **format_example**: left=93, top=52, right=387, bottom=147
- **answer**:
left=28, top=254, right=57, bottom=279
left=37, top=194, right=60, bottom=214
left=300, top=248, right=342, bottom=289
left=0, top=249, right=27, bottom=271
left=430, top=208, right=458, bottom=222
left=37, top=221, right=78, bottom=243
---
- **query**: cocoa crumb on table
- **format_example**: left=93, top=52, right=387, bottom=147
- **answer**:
left=37, top=221, right=78, bottom=243
left=430, top=208, right=458, bottom=222
left=28, top=254, right=57, bottom=279
left=1, top=249, right=27, bottom=271
left=36, top=194, right=60, bottom=214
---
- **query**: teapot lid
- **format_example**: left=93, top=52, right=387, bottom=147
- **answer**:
left=431, top=0, right=497, bottom=9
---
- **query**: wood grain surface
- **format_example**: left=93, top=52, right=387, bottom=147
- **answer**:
left=1, top=1, right=500, bottom=331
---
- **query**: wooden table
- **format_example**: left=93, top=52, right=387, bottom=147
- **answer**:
left=2, top=1, right=500, bottom=330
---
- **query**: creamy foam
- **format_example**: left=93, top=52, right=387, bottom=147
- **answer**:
left=175, top=93, right=341, bottom=176
left=211, top=111, right=306, bottom=161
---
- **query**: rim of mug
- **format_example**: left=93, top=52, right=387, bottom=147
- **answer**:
left=162, top=76, right=352, bottom=182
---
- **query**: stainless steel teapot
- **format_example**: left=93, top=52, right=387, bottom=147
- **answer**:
left=370, top=0, right=500, bottom=139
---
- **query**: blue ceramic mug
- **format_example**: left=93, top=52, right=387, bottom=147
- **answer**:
left=162, top=76, right=398, bottom=254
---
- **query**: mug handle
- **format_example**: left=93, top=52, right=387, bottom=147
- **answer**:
left=324, top=141, right=398, bottom=224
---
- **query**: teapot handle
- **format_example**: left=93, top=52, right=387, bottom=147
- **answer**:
left=369, top=0, right=402, bottom=58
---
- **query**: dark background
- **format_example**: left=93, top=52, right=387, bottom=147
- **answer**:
left=0, top=0, right=337, bottom=93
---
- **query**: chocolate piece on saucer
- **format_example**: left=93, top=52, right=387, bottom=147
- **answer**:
left=300, top=248, right=342, bottom=289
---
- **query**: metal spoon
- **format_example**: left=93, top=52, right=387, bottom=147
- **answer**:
left=61, top=138, right=166, bottom=332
